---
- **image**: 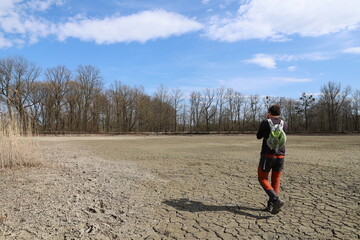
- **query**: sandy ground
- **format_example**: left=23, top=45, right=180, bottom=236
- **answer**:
left=0, top=135, right=359, bottom=240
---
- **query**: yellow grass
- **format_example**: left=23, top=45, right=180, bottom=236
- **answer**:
left=0, top=117, right=41, bottom=169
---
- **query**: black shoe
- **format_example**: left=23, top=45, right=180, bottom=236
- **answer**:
left=270, top=198, right=284, bottom=215
left=264, top=201, right=273, bottom=212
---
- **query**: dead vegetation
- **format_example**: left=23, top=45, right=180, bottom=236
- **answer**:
left=0, top=117, right=41, bottom=169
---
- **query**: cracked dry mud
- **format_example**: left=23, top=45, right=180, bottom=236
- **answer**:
left=0, top=135, right=359, bottom=240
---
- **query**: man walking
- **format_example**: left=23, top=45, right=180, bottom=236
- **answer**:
left=257, top=105, right=287, bottom=214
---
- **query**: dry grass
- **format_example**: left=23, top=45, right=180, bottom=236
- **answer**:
left=0, top=117, right=41, bottom=169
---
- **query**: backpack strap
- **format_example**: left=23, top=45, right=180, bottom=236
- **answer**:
left=279, top=120, right=284, bottom=130
left=268, top=119, right=284, bottom=131
left=267, top=118, right=275, bottom=131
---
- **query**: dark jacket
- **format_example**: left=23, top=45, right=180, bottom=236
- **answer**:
left=257, top=118, right=288, bottom=156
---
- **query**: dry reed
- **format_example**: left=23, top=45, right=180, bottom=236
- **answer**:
left=0, top=117, right=41, bottom=169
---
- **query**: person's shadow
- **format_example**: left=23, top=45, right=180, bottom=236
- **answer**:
left=162, top=198, right=271, bottom=220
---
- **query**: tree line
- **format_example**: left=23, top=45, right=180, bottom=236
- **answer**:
left=0, top=56, right=359, bottom=134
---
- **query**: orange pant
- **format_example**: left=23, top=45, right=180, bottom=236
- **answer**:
left=258, top=167, right=282, bottom=195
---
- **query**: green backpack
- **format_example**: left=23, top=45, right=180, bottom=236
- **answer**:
left=266, top=119, right=286, bottom=154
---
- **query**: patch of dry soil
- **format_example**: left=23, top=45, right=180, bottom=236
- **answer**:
left=1, top=135, right=359, bottom=239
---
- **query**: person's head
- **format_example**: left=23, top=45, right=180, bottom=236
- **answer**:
left=268, top=105, right=281, bottom=116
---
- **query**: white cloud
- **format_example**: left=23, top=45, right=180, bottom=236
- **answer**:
left=342, top=47, right=360, bottom=54
left=288, top=66, right=296, bottom=72
left=0, top=0, right=20, bottom=17
left=0, top=0, right=59, bottom=46
left=57, top=10, right=203, bottom=44
left=201, top=0, right=210, bottom=4
left=206, top=0, right=360, bottom=42
left=272, top=77, right=312, bottom=83
left=278, top=53, right=332, bottom=61
left=245, top=54, right=276, bottom=69
left=0, top=1, right=203, bottom=47
left=0, top=12, right=56, bottom=43
left=0, top=33, right=13, bottom=48
left=245, top=52, right=331, bottom=69
left=26, top=0, right=66, bottom=11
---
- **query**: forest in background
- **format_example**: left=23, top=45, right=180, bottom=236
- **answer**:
left=0, top=56, right=359, bottom=134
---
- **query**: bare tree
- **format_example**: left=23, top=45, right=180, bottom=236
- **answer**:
left=340, top=98, right=353, bottom=132
left=295, top=92, right=316, bottom=132
left=76, top=65, right=103, bottom=132
left=64, top=80, right=81, bottom=131
left=351, top=89, right=360, bottom=131
left=4, top=56, right=360, bottom=134
left=320, top=81, right=351, bottom=132
left=224, top=88, right=234, bottom=131
left=0, top=57, right=15, bottom=119
left=109, top=81, right=125, bottom=132
left=249, top=95, right=261, bottom=130
left=189, top=91, right=201, bottom=132
left=225, top=89, right=244, bottom=132
left=0, top=57, right=41, bottom=130
left=153, top=85, right=172, bottom=132
left=170, top=87, right=184, bottom=132
left=264, top=96, right=272, bottom=111
left=180, top=103, right=188, bottom=132
left=216, top=87, right=226, bottom=132
left=27, top=81, right=48, bottom=132
left=282, top=98, right=300, bottom=133
left=201, top=88, right=216, bottom=132
left=88, top=91, right=110, bottom=133
left=44, top=65, right=70, bottom=131
left=134, top=89, right=151, bottom=132
left=120, top=85, right=137, bottom=132
left=95, top=91, right=111, bottom=132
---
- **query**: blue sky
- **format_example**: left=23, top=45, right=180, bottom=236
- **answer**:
left=1, top=0, right=360, bottom=98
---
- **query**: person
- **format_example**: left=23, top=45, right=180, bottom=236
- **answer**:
left=256, top=105, right=288, bottom=214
